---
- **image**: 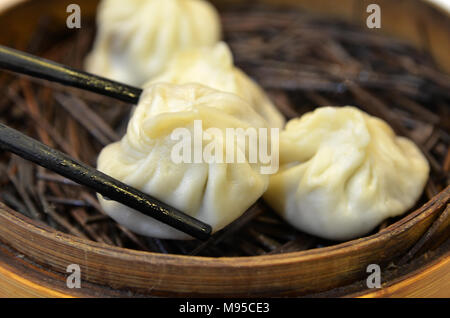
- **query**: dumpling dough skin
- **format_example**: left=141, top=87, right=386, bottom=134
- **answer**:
left=85, top=0, right=221, bottom=86
left=263, top=106, right=429, bottom=241
left=147, top=42, right=286, bottom=129
left=97, top=83, right=271, bottom=239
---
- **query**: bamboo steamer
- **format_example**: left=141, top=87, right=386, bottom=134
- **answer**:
left=0, top=0, right=448, bottom=297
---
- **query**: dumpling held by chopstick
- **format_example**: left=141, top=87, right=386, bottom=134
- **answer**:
left=97, top=83, right=277, bottom=239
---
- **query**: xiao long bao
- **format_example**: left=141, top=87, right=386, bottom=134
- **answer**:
left=263, top=106, right=429, bottom=241
left=148, top=42, right=286, bottom=129
left=85, top=0, right=222, bottom=86
left=97, top=83, right=278, bottom=240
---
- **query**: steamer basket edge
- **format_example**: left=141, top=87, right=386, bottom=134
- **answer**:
left=0, top=0, right=448, bottom=297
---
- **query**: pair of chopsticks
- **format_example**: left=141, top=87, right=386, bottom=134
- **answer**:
left=0, top=45, right=211, bottom=241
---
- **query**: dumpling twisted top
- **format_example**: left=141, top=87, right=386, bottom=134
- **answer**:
left=147, top=42, right=285, bottom=128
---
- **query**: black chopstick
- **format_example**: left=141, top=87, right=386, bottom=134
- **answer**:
left=0, top=122, right=212, bottom=241
left=0, top=45, right=212, bottom=239
left=0, top=45, right=142, bottom=104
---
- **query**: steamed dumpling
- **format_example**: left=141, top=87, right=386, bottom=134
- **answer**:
left=85, top=0, right=221, bottom=86
left=147, top=42, right=286, bottom=128
left=263, top=106, right=429, bottom=241
left=97, top=83, right=274, bottom=239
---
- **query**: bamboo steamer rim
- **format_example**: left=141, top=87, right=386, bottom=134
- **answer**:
left=0, top=181, right=447, bottom=296
left=0, top=0, right=448, bottom=297
left=2, top=187, right=448, bottom=264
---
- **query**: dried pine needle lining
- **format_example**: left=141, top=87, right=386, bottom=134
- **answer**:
left=0, top=4, right=448, bottom=257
